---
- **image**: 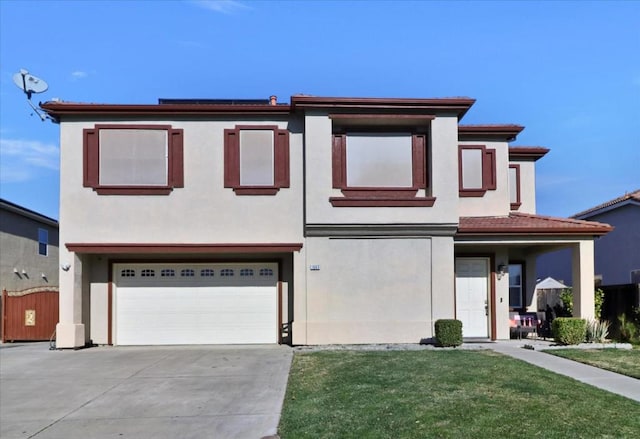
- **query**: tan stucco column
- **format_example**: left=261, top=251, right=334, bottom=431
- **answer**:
left=431, top=236, right=455, bottom=332
left=291, top=247, right=307, bottom=345
left=494, top=249, right=510, bottom=340
left=571, top=240, right=595, bottom=320
left=56, top=251, right=86, bottom=348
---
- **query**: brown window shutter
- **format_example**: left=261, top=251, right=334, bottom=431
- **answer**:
left=170, top=128, right=184, bottom=188
left=274, top=129, right=290, bottom=188
left=484, top=149, right=496, bottom=190
left=332, top=134, right=346, bottom=189
left=412, top=134, right=427, bottom=189
left=83, top=128, right=98, bottom=187
left=224, top=129, right=240, bottom=188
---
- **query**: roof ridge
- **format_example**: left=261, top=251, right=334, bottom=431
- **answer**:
left=571, top=189, right=640, bottom=218
left=510, top=212, right=611, bottom=227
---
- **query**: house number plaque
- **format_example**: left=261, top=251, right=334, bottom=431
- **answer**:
left=25, top=309, right=36, bottom=326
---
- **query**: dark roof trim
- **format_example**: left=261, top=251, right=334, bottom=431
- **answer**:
left=459, top=124, right=525, bottom=142
left=0, top=198, right=58, bottom=227
left=159, top=98, right=272, bottom=105
left=40, top=102, right=291, bottom=121
left=65, top=243, right=303, bottom=254
left=508, top=147, right=550, bottom=161
left=291, top=95, right=476, bottom=119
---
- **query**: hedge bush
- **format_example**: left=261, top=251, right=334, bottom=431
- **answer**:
left=434, top=319, right=463, bottom=347
left=552, top=317, right=587, bottom=345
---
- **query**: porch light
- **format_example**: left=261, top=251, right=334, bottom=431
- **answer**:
left=497, top=264, right=508, bottom=280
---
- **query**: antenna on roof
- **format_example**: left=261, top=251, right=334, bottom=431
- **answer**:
left=13, top=69, right=51, bottom=121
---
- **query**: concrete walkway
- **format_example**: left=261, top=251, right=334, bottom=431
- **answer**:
left=482, top=340, right=640, bottom=403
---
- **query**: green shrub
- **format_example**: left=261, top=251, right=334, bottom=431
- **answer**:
left=558, top=288, right=605, bottom=320
left=594, top=288, right=604, bottom=320
left=586, top=319, right=610, bottom=343
left=434, top=319, right=462, bottom=347
left=552, top=318, right=587, bottom=345
left=617, top=314, right=638, bottom=343
left=559, top=288, right=574, bottom=316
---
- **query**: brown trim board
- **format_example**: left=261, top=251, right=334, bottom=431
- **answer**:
left=67, top=243, right=303, bottom=254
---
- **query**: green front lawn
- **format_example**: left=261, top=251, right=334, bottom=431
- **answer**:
left=545, top=348, right=640, bottom=379
left=279, top=350, right=640, bottom=438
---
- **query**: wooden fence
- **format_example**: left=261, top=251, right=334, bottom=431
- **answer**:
left=1, top=287, right=59, bottom=342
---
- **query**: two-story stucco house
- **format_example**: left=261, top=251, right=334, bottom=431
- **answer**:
left=0, top=199, right=59, bottom=294
left=41, top=95, right=611, bottom=348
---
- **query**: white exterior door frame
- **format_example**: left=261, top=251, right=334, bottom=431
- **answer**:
left=455, top=257, right=493, bottom=339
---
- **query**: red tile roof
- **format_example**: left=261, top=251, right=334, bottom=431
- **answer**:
left=572, top=190, right=640, bottom=219
left=457, top=213, right=612, bottom=237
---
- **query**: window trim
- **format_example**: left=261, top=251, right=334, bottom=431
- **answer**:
left=458, top=145, right=496, bottom=197
left=83, top=124, right=184, bottom=195
left=508, top=262, right=525, bottom=310
left=224, top=125, right=290, bottom=195
left=330, top=132, right=435, bottom=207
left=38, top=228, right=48, bottom=256
left=509, top=164, right=522, bottom=210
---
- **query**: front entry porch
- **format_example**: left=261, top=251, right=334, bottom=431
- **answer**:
left=455, top=212, right=611, bottom=340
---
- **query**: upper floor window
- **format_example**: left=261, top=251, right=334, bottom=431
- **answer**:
left=330, top=130, right=434, bottom=207
left=224, top=125, right=290, bottom=195
left=458, top=145, right=496, bottom=197
left=83, top=124, right=184, bottom=195
left=508, top=164, right=521, bottom=210
left=38, top=228, right=48, bottom=256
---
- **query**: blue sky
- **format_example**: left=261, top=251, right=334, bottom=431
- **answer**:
left=1, top=0, right=638, bottom=220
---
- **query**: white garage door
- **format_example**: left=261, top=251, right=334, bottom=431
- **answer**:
left=114, top=263, right=278, bottom=345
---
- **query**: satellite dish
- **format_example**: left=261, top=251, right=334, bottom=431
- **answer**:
left=13, top=69, right=49, bottom=98
left=12, top=69, right=51, bottom=121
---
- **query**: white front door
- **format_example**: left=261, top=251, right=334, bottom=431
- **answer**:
left=455, top=258, right=490, bottom=338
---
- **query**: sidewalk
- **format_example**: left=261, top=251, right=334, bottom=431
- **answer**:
left=481, top=340, right=640, bottom=403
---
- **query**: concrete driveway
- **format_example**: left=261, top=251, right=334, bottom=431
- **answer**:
left=0, top=342, right=292, bottom=439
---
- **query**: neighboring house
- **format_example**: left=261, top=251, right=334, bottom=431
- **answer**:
left=41, top=95, right=611, bottom=348
left=1, top=199, right=60, bottom=340
left=537, top=190, right=640, bottom=287
left=0, top=199, right=59, bottom=293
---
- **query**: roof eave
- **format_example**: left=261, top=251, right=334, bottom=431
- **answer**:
left=290, top=96, right=476, bottom=119
left=40, top=102, right=292, bottom=119
left=456, top=229, right=612, bottom=238
left=458, top=125, right=525, bottom=142
left=508, top=147, right=550, bottom=161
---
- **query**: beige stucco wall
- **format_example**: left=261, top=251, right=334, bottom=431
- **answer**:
left=303, top=237, right=433, bottom=344
left=458, top=140, right=511, bottom=217
left=58, top=119, right=304, bottom=245
left=304, top=112, right=460, bottom=225
left=493, top=248, right=510, bottom=340
left=87, top=256, right=109, bottom=345
left=511, top=160, right=537, bottom=214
